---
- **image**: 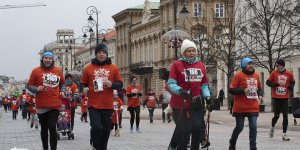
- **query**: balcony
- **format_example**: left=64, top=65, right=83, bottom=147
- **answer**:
left=129, top=61, right=153, bottom=75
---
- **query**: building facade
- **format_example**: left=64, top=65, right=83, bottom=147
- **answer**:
left=42, top=29, right=86, bottom=74
left=236, top=0, right=300, bottom=104
left=112, top=0, right=231, bottom=96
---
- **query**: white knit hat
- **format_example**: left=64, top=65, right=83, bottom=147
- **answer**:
left=180, top=39, right=197, bottom=55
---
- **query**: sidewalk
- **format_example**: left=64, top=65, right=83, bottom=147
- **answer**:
left=76, top=105, right=300, bottom=131
left=1, top=106, right=300, bottom=150
left=118, top=105, right=300, bottom=131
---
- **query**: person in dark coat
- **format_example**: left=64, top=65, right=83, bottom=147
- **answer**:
left=218, top=89, right=224, bottom=106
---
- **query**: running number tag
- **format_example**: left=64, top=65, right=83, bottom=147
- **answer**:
left=93, top=78, right=103, bottom=92
left=43, top=73, right=60, bottom=88
left=131, top=89, right=139, bottom=98
left=149, top=96, right=155, bottom=102
left=113, top=102, right=119, bottom=110
left=22, top=95, right=26, bottom=102
left=13, top=101, right=17, bottom=105
left=246, top=87, right=258, bottom=99
left=246, top=78, right=258, bottom=99
left=276, top=87, right=287, bottom=95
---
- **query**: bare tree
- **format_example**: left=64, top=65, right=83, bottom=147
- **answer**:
left=209, top=0, right=248, bottom=109
left=238, top=0, right=300, bottom=74
left=178, top=0, right=248, bottom=109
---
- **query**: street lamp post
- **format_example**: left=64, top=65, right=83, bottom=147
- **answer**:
left=82, top=26, right=93, bottom=55
left=86, top=6, right=100, bottom=46
left=162, top=0, right=190, bottom=59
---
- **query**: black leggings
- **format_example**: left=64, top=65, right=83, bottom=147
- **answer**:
left=128, top=106, right=140, bottom=129
left=272, top=98, right=289, bottom=133
left=38, top=109, right=59, bottom=150
left=12, top=110, right=17, bottom=119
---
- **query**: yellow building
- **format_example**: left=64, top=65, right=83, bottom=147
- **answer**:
left=113, top=0, right=231, bottom=96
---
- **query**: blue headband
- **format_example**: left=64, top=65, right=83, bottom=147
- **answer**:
left=42, top=51, right=54, bottom=57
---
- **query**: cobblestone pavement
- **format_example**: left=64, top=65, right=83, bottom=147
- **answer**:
left=0, top=107, right=299, bottom=150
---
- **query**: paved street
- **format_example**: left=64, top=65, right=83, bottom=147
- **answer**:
left=0, top=106, right=300, bottom=150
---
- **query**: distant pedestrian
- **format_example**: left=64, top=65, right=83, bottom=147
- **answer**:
left=117, top=88, right=125, bottom=128
left=11, top=96, right=18, bottom=120
left=80, top=94, right=88, bottom=123
left=266, top=59, right=295, bottom=141
left=159, top=85, right=172, bottom=123
left=28, top=93, right=38, bottom=129
left=19, top=89, right=30, bottom=120
left=218, top=89, right=224, bottom=107
left=112, top=90, right=123, bottom=136
left=64, top=73, right=79, bottom=131
left=143, top=89, right=159, bottom=123
left=126, top=76, right=143, bottom=133
left=27, top=50, right=65, bottom=150
left=7, top=95, right=12, bottom=111
left=3, top=96, right=8, bottom=112
left=228, top=58, right=263, bottom=150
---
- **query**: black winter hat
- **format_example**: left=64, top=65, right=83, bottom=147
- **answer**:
left=276, top=59, right=285, bottom=67
left=95, top=43, right=108, bottom=55
left=65, top=73, right=73, bottom=79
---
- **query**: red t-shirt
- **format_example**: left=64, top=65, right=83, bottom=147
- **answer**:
left=3, top=98, right=8, bottom=105
left=145, top=94, right=157, bottom=108
left=169, top=60, right=209, bottom=109
left=28, top=97, right=37, bottom=113
left=11, top=99, right=18, bottom=111
left=112, top=97, right=123, bottom=124
left=126, top=84, right=142, bottom=107
left=27, top=66, right=65, bottom=110
left=80, top=97, right=88, bottom=113
left=268, top=69, right=295, bottom=99
left=80, top=63, right=122, bottom=109
left=19, top=93, right=30, bottom=105
left=230, top=71, right=262, bottom=113
left=66, top=83, right=78, bottom=108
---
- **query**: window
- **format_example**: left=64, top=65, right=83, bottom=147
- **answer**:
left=194, top=3, right=202, bottom=17
left=215, top=3, right=224, bottom=18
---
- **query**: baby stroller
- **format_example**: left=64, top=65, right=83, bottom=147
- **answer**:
left=57, top=99, right=74, bottom=140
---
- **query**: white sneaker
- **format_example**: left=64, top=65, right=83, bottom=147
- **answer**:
left=269, top=128, right=274, bottom=138
left=130, top=127, right=133, bottom=133
left=136, top=128, right=142, bottom=133
left=282, top=134, right=290, bottom=141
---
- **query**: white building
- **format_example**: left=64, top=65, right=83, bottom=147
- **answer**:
left=235, top=0, right=300, bottom=104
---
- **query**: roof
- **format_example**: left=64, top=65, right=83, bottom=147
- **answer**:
left=128, top=2, right=159, bottom=10
left=102, top=29, right=116, bottom=40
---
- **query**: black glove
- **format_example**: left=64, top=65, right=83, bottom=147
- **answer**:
left=205, top=96, right=212, bottom=112
left=273, top=83, right=280, bottom=87
left=180, top=89, right=191, bottom=99
left=288, top=84, right=294, bottom=90
left=191, top=95, right=202, bottom=103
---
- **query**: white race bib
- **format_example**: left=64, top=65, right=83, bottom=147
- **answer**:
left=246, top=87, right=258, bottom=99
left=276, top=86, right=287, bottom=95
left=93, top=78, right=103, bottom=92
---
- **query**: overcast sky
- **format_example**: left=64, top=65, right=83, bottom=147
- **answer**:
left=0, top=0, right=159, bottom=80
